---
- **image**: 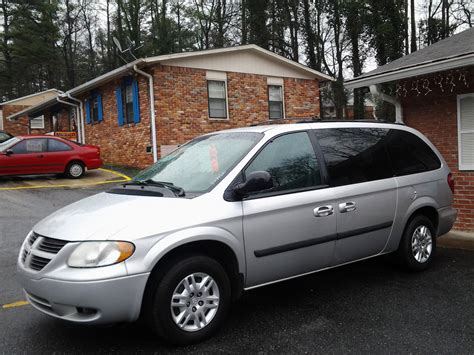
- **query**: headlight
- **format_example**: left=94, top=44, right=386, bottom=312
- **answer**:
left=67, top=241, right=135, bottom=268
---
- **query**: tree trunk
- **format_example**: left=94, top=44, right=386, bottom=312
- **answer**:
left=410, top=0, right=417, bottom=52
left=302, top=0, right=317, bottom=69
left=241, top=0, right=247, bottom=44
left=1, top=0, right=13, bottom=98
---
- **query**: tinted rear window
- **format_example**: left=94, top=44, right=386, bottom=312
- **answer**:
left=314, top=128, right=393, bottom=186
left=385, top=130, right=441, bottom=176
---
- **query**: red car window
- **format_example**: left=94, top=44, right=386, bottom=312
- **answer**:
left=48, top=139, right=72, bottom=152
left=11, top=139, right=48, bottom=154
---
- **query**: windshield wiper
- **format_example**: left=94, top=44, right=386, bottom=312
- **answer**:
left=123, top=179, right=185, bottom=197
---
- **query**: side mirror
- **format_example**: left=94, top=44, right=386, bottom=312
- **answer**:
left=234, top=171, right=274, bottom=197
left=5, top=149, right=13, bottom=156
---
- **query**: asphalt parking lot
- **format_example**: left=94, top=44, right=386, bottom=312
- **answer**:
left=1, top=182, right=473, bottom=353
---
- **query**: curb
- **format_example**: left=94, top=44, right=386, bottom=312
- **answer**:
left=438, top=230, right=474, bottom=251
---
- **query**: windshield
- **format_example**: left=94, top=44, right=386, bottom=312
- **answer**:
left=0, top=137, right=20, bottom=151
left=133, top=132, right=263, bottom=194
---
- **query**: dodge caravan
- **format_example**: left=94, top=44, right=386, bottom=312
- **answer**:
left=17, top=122, right=457, bottom=345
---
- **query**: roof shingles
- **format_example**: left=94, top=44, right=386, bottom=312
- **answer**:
left=351, top=27, right=474, bottom=81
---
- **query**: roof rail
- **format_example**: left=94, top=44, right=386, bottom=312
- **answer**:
left=300, top=118, right=405, bottom=125
left=249, top=118, right=405, bottom=127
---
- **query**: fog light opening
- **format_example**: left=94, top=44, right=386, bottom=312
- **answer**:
left=76, top=307, right=97, bottom=315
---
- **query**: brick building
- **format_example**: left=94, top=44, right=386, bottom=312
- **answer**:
left=346, top=28, right=474, bottom=232
left=0, top=89, right=60, bottom=135
left=7, top=45, right=332, bottom=169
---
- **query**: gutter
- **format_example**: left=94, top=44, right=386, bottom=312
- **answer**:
left=65, top=94, right=85, bottom=144
left=133, top=64, right=158, bottom=163
left=370, top=85, right=403, bottom=123
left=345, top=53, right=474, bottom=89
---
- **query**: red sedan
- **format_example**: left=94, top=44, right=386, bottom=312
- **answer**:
left=0, top=135, right=102, bottom=179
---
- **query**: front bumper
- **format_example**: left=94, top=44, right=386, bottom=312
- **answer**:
left=17, top=269, right=149, bottom=324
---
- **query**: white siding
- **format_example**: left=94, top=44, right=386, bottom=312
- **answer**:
left=161, top=51, right=316, bottom=79
left=457, top=94, right=474, bottom=170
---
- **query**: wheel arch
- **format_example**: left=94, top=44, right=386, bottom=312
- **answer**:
left=65, top=158, right=85, bottom=171
left=396, top=201, right=440, bottom=250
left=385, top=198, right=440, bottom=253
left=138, top=229, right=245, bottom=317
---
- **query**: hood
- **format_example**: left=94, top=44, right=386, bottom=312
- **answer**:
left=33, top=192, right=202, bottom=241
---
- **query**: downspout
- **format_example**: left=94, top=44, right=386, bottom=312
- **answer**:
left=369, top=84, right=404, bottom=123
left=66, top=94, right=85, bottom=144
left=56, top=96, right=81, bottom=141
left=133, top=64, right=158, bottom=163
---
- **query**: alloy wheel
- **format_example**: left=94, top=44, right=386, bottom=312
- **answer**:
left=170, top=272, right=220, bottom=332
left=411, top=225, right=433, bottom=263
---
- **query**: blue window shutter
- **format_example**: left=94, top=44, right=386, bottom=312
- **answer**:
left=115, top=87, right=124, bottom=126
left=97, top=94, right=103, bottom=122
left=85, top=100, right=91, bottom=124
left=132, top=80, right=140, bottom=124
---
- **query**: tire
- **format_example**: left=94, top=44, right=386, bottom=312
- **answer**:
left=397, top=215, right=436, bottom=271
left=65, top=161, right=85, bottom=179
left=145, top=255, right=231, bottom=345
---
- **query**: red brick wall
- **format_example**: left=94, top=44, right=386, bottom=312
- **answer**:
left=284, top=77, right=320, bottom=118
left=2, top=105, right=30, bottom=136
left=82, top=76, right=154, bottom=168
left=81, top=65, right=320, bottom=169
left=1, top=104, right=54, bottom=135
left=401, top=68, right=474, bottom=232
left=154, top=65, right=320, bottom=148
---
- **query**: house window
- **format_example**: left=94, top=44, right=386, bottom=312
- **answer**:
left=268, top=85, right=284, bottom=119
left=116, top=78, right=140, bottom=126
left=457, top=93, right=474, bottom=170
left=123, top=82, right=135, bottom=124
left=91, top=96, right=99, bottom=122
left=30, top=115, right=45, bottom=129
left=207, top=80, right=227, bottom=119
left=86, top=93, right=103, bottom=124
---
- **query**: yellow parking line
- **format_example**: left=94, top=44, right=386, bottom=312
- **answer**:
left=0, top=168, right=131, bottom=191
left=98, top=168, right=132, bottom=181
left=0, top=179, right=129, bottom=191
left=2, top=300, right=29, bottom=309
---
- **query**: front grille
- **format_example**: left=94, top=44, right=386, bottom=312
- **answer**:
left=28, top=232, right=39, bottom=246
left=21, top=232, right=68, bottom=272
left=29, top=255, right=51, bottom=271
left=37, top=238, right=68, bottom=253
left=21, top=249, right=28, bottom=263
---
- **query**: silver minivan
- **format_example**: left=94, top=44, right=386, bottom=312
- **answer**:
left=17, top=122, right=457, bottom=344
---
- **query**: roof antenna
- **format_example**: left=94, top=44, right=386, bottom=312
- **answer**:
left=113, top=36, right=143, bottom=63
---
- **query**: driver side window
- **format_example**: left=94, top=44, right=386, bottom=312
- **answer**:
left=245, top=132, right=322, bottom=193
left=11, top=139, right=47, bottom=154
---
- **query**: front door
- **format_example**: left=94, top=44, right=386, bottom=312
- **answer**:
left=1, top=138, right=48, bottom=175
left=314, top=128, right=397, bottom=265
left=242, top=131, right=336, bottom=288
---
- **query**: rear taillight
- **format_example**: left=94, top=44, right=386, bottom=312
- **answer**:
left=447, top=173, right=455, bottom=194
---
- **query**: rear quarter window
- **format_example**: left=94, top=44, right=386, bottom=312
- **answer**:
left=385, top=130, right=441, bottom=176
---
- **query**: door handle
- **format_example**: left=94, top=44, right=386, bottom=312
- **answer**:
left=339, top=201, right=357, bottom=213
left=313, top=205, right=334, bottom=217
left=36, top=154, right=44, bottom=158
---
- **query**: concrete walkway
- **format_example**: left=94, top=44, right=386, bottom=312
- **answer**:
left=438, top=230, right=474, bottom=251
